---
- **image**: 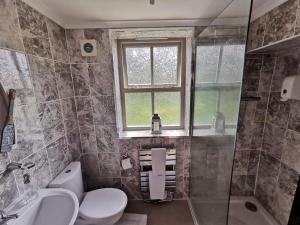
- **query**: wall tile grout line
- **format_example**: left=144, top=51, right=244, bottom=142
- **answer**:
left=68, top=65, right=84, bottom=160
left=293, top=0, right=300, bottom=36
left=13, top=0, right=25, bottom=53
left=253, top=54, right=276, bottom=196
left=44, top=18, right=62, bottom=180
left=63, top=25, right=84, bottom=163
left=86, top=55, right=103, bottom=178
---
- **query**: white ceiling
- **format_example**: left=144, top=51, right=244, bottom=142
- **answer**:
left=40, top=0, right=231, bottom=21
left=23, top=0, right=288, bottom=28
left=23, top=0, right=242, bottom=28
left=211, top=0, right=252, bottom=26
left=219, top=0, right=252, bottom=18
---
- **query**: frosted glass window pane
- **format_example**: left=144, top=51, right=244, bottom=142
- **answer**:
left=153, top=46, right=178, bottom=85
left=194, top=90, right=218, bottom=125
left=219, top=88, right=240, bottom=124
left=125, top=93, right=151, bottom=127
left=154, top=92, right=181, bottom=126
left=126, top=47, right=151, bottom=85
left=196, top=45, right=221, bottom=83
left=219, top=44, right=245, bottom=83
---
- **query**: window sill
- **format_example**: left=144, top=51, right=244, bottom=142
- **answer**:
left=119, top=129, right=189, bottom=138
left=192, top=128, right=237, bottom=137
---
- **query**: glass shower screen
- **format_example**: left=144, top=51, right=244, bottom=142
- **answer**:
left=189, top=0, right=252, bottom=225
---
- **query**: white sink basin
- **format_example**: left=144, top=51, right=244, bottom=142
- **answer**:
left=9, top=188, right=79, bottom=225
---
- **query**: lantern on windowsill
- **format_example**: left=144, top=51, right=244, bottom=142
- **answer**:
left=151, top=113, right=162, bottom=134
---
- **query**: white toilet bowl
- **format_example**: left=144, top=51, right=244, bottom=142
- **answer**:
left=75, top=188, right=127, bottom=225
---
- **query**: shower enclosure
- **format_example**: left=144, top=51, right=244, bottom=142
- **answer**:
left=189, top=1, right=252, bottom=225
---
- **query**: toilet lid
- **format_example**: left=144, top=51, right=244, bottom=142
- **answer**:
left=79, top=188, right=128, bottom=220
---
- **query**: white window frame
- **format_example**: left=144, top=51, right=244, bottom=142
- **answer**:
left=110, top=28, right=193, bottom=138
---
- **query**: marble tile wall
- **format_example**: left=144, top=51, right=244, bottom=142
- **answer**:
left=232, top=51, right=300, bottom=225
left=247, top=0, right=300, bottom=50
left=0, top=0, right=191, bottom=205
left=256, top=51, right=300, bottom=225
left=65, top=28, right=191, bottom=199
left=0, top=0, right=79, bottom=210
left=231, top=54, right=273, bottom=196
left=232, top=1, right=300, bottom=224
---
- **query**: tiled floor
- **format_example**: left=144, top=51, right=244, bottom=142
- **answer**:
left=125, top=200, right=194, bottom=225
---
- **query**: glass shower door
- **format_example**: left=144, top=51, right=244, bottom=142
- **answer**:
left=189, top=1, right=252, bottom=225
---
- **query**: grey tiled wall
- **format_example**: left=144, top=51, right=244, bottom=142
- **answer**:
left=0, top=0, right=191, bottom=210
left=247, top=0, right=300, bottom=50
left=232, top=52, right=300, bottom=225
left=232, top=1, right=300, bottom=224
left=232, top=54, right=271, bottom=195
left=65, top=28, right=191, bottom=199
left=256, top=52, right=300, bottom=225
left=0, top=0, right=79, bottom=210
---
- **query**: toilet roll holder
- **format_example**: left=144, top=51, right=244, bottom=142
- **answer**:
left=120, top=153, right=133, bottom=170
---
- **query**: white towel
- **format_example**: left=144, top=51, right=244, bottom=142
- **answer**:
left=151, top=148, right=166, bottom=175
left=149, top=171, right=165, bottom=200
left=149, top=148, right=166, bottom=200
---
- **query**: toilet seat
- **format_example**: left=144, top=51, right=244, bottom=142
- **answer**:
left=79, top=188, right=128, bottom=221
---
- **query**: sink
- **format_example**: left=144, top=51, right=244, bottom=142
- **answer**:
left=8, top=188, right=79, bottom=225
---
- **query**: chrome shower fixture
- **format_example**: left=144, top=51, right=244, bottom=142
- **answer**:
left=3, top=162, right=22, bottom=173
left=22, top=162, right=36, bottom=170
left=0, top=162, right=35, bottom=177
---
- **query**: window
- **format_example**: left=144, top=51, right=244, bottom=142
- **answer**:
left=194, top=43, right=245, bottom=128
left=117, top=38, right=186, bottom=131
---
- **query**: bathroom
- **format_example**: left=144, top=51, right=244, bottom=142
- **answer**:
left=0, top=0, right=300, bottom=225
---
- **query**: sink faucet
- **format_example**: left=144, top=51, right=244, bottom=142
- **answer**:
left=0, top=210, right=18, bottom=225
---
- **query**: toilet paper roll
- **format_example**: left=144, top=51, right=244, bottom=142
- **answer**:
left=121, top=158, right=132, bottom=170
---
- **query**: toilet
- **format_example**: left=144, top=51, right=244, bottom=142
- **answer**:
left=48, top=161, right=128, bottom=225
